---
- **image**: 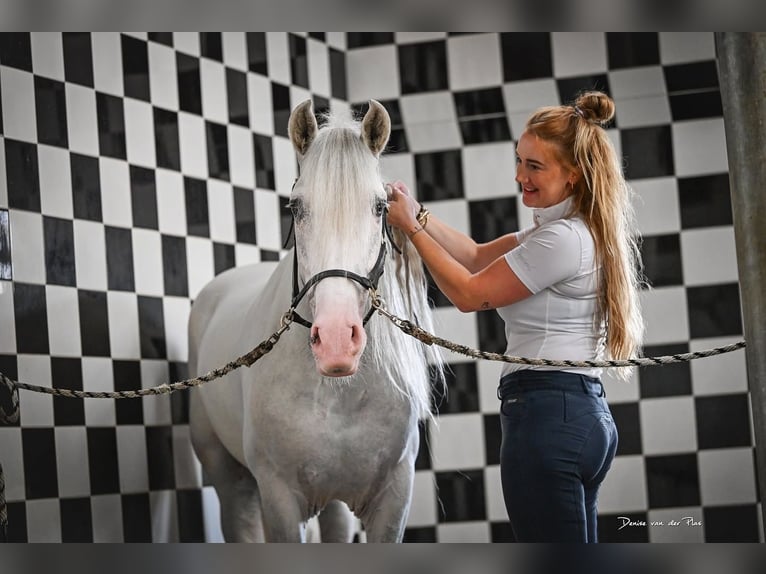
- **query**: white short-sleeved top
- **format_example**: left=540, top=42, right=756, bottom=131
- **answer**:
left=498, top=196, right=606, bottom=378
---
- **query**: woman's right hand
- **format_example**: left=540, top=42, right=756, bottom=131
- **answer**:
left=385, top=180, right=421, bottom=233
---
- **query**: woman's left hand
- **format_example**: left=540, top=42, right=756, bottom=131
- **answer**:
left=385, top=181, right=420, bottom=232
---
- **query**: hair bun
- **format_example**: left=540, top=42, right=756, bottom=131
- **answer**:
left=574, top=91, right=615, bottom=126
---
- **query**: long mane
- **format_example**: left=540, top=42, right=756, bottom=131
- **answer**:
left=298, top=109, right=445, bottom=420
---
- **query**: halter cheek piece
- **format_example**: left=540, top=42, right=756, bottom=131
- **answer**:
left=287, top=179, right=401, bottom=329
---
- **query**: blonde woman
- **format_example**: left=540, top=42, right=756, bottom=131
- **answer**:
left=386, top=91, right=644, bottom=542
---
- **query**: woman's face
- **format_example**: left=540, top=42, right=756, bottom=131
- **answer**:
left=515, top=131, right=575, bottom=209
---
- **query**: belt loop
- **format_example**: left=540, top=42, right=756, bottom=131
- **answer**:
left=599, top=381, right=606, bottom=398
left=578, top=375, right=589, bottom=395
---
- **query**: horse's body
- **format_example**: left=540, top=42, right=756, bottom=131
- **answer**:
left=188, top=100, right=442, bottom=542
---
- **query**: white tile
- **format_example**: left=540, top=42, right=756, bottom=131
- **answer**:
left=502, top=78, right=559, bottom=114
left=307, top=38, right=330, bottom=98
left=609, top=66, right=666, bottom=99
left=124, top=32, right=147, bottom=40
left=477, top=358, right=504, bottom=414
left=16, top=355, right=54, bottom=426
left=186, top=236, right=214, bottom=300
left=179, top=112, right=208, bottom=180
left=228, top=125, right=255, bottom=190
left=200, top=59, right=228, bottom=124
left=150, top=489, right=179, bottom=542
left=601, top=366, right=640, bottom=403
left=462, top=141, right=517, bottom=200
left=395, top=32, right=448, bottom=44
left=208, top=180, right=236, bottom=244
left=155, top=169, right=187, bottom=236
left=0, top=279, right=16, bottom=352
left=437, top=522, right=490, bottom=543
left=107, top=291, right=140, bottom=360
left=640, top=286, right=690, bottom=345
left=73, top=220, right=107, bottom=291
left=148, top=42, right=179, bottom=111
left=99, top=157, right=133, bottom=228
left=379, top=153, right=415, bottom=192
left=91, top=32, right=123, bottom=96
left=55, top=426, right=90, bottom=497
left=680, top=227, right=739, bottom=286
left=659, top=33, right=716, bottom=65
left=26, top=499, right=62, bottom=542
left=433, top=306, right=478, bottom=364
left=255, top=189, right=282, bottom=251
left=552, top=33, right=608, bottom=77
left=10, top=210, right=45, bottom=283
left=45, top=285, right=81, bottom=357
left=447, top=33, right=502, bottom=91
left=31, top=32, right=64, bottom=81
left=427, top=199, right=471, bottom=237
left=640, top=396, right=697, bottom=455
left=82, top=357, right=116, bottom=426
left=65, top=83, right=99, bottom=156
left=132, top=228, right=164, bottom=297
left=173, top=32, right=200, bottom=56
left=0, top=428, right=23, bottom=499
left=598, top=455, right=648, bottom=513
left=0, top=138, right=7, bottom=207
left=289, top=85, right=312, bottom=112
left=613, top=96, right=672, bottom=129
left=173, top=425, right=203, bottom=489
left=141, top=360, right=172, bottom=425
left=326, top=33, right=346, bottom=51
left=38, top=144, right=73, bottom=219
left=222, top=32, right=248, bottom=71
left=124, top=98, right=156, bottom=169
left=698, top=448, right=757, bottom=506
left=672, top=118, right=728, bottom=177
left=164, top=296, right=191, bottom=362
left=690, top=336, right=748, bottom=396
left=346, top=45, right=400, bottom=102
left=429, top=413, right=485, bottom=470
left=91, top=495, right=125, bottom=542
left=247, top=73, right=273, bottom=135
left=116, top=425, right=149, bottom=492
left=483, top=465, right=507, bottom=521
left=400, top=92, right=461, bottom=153
left=1, top=66, right=37, bottom=142
left=647, top=507, right=705, bottom=542
left=201, top=486, right=224, bottom=542
left=266, top=32, right=291, bottom=86
left=408, top=471, right=437, bottom=526
left=631, top=177, right=681, bottom=236
left=273, top=136, right=298, bottom=196
left=235, top=243, right=261, bottom=266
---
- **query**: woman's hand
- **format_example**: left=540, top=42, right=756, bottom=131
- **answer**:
left=385, top=181, right=421, bottom=233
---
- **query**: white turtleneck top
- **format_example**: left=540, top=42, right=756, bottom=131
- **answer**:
left=499, top=196, right=606, bottom=378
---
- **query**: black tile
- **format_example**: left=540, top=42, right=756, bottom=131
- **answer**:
left=184, top=176, right=209, bottom=237
left=138, top=295, right=166, bottom=359
left=148, top=33, right=173, bottom=47
left=620, top=125, right=674, bottom=180
left=279, top=201, right=293, bottom=251
left=87, top=427, right=119, bottom=495
left=490, top=521, right=516, bottom=542
left=51, top=357, right=85, bottom=426
left=96, top=92, right=127, bottom=160
left=233, top=187, right=256, bottom=244
left=213, top=242, right=235, bottom=276
left=177, top=489, right=205, bottom=542
left=678, top=174, right=732, bottom=229
left=669, top=91, right=723, bottom=121
left=695, top=394, right=751, bottom=449
left=346, top=33, right=394, bottom=49
left=71, top=153, right=102, bottom=221
left=226, top=68, right=249, bottom=127
left=114, top=360, right=143, bottom=425
left=200, top=32, right=222, bottom=62
left=146, top=425, right=176, bottom=490
left=62, top=33, right=94, bottom=87
left=403, top=526, right=436, bottom=542
left=0, top=209, right=11, bottom=280
left=260, top=249, right=280, bottom=262
left=687, top=283, right=742, bottom=339
left=703, top=505, right=759, bottom=542
left=272, top=82, right=291, bottom=138
left=500, top=33, right=553, bottom=82
left=308, top=32, right=326, bottom=42
left=435, top=362, right=479, bottom=414
left=60, top=498, right=93, bottom=542
left=609, top=402, right=642, bottom=455
left=121, top=493, right=152, bottom=542
left=645, top=453, right=700, bottom=508
left=484, top=413, right=502, bottom=465
left=639, top=343, right=692, bottom=398
left=414, top=150, right=464, bottom=201
left=162, top=234, right=188, bottom=297
left=476, top=309, right=507, bottom=354
left=253, top=133, right=275, bottom=189
left=665, top=60, right=723, bottom=121
left=14, top=283, right=49, bottom=354
left=434, top=469, right=486, bottom=522
left=154, top=107, right=181, bottom=171
left=22, top=428, right=58, bottom=499
left=0, top=69, right=3, bottom=134
left=5, top=138, right=41, bottom=212
left=454, top=87, right=506, bottom=118
left=130, top=165, right=158, bottom=229
left=43, top=216, right=76, bottom=286
left=398, top=41, right=448, bottom=94
left=6, top=501, right=28, bottom=542
left=606, top=33, right=660, bottom=69
left=329, top=47, right=346, bottom=100
left=206, top=121, right=230, bottom=181
left=246, top=32, right=268, bottom=76
left=105, top=226, right=135, bottom=291
left=640, top=233, right=683, bottom=287
left=470, top=197, right=518, bottom=244
left=289, top=33, right=309, bottom=89
left=176, top=52, right=202, bottom=115
left=312, top=94, right=330, bottom=119
left=598, top=512, right=650, bottom=542
left=169, top=368, right=190, bottom=425
left=0, top=33, right=32, bottom=72
left=414, top=420, right=431, bottom=470
left=460, top=118, right=512, bottom=145
left=121, top=35, right=150, bottom=102
left=34, top=76, right=68, bottom=148
left=78, top=290, right=111, bottom=357
left=557, top=74, right=612, bottom=108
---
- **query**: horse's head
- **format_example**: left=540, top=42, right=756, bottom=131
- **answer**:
left=287, top=99, right=391, bottom=378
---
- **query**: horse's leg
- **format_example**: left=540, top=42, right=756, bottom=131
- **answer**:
left=361, top=462, right=415, bottom=543
left=318, top=500, right=356, bottom=542
left=190, top=393, right=265, bottom=542
left=255, top=473, right=307, bottom=542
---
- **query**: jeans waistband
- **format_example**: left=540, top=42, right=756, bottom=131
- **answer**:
left=497, top=370, right=605, bottom=400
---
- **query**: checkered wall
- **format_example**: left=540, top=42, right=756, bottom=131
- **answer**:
left=0, top=32, right=761, bottom=543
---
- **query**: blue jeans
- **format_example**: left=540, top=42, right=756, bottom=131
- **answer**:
left=497, top=370, right=618, bottom=542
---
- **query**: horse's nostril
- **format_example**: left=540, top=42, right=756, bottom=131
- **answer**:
left=310, top=333, right=320, bottom=346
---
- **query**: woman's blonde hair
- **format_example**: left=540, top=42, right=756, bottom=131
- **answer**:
left=525, top=91, right=645, bottom=376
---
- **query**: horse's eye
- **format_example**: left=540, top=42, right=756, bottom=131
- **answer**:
left=374, top=199, right=387, bottom=217
left=287, top=198, right=306, bottom=221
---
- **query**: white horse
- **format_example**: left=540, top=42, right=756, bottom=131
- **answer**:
left=188, top=100, right=444, bottom=542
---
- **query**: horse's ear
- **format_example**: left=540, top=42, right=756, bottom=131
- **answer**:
left=288, top=100, right=318, bottom=157
left=361, top=100, right=391, bottom=157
